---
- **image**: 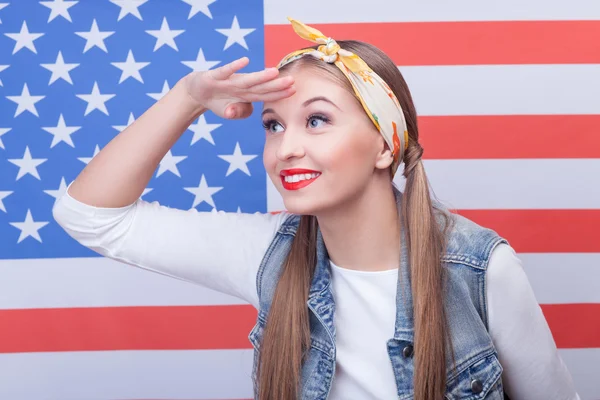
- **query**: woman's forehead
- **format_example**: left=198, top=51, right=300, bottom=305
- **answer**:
left=263, top=70, right=354, bottom=111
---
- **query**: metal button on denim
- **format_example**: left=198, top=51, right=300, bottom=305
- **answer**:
left=402, top=345, right=413, bottom=358
left=471, top=379, right=483, bottom=394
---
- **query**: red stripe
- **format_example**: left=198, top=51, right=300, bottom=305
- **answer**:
left=272, top=209, right=600, bottom=253
left=542, top=304, right=600, bottom=349
left=271, top=209, right=600, bottom=253
left=265, top=20, right=600, bottom=66
left=0, top=303, right=597, bottom=353
left=455, top=209, right=600, bottom=253
left=418, top=115, right=600, bottom=159
left=0, top=305, right=256, bottom=353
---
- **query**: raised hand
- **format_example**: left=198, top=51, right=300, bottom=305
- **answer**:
left=183, top=57, right=296, bottom=120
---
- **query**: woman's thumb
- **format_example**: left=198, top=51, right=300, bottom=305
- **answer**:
left=226, top=103, right=253, bottom=119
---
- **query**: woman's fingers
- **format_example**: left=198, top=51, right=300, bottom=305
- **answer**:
left=208, top=57, right=249, bottom=80
left=245, top=86, right=296, bottom=102
left=197, top=57, right=295, bottom=119
left=231, top=67, right=280, bottom=88
left=248, top=76, right=294, bottom=94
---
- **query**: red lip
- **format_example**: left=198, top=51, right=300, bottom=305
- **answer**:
left=280, top=168, right=321, bottom=191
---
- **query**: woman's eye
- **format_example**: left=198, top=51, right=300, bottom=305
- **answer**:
left=263, top=120, right=284, bottom=133
left=307, top=115, right=329, bottom=129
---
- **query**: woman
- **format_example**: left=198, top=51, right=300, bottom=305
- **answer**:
left=53, top=18, right=579, bottom=400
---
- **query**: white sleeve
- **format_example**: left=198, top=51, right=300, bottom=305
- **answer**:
left=486, top=243, right=580, bottom=400
left=52, top=182, right=290, bottom=309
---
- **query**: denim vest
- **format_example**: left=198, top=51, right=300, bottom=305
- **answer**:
left=249, top=187, right=509, bottom=399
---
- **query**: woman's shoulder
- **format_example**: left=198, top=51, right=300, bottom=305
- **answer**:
left=486, top=242, right=527, bottom=293
left=434, top=205, right=508, bottom=269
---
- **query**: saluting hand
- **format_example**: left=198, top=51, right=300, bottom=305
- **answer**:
left=183, top=56, right=296, bottom=120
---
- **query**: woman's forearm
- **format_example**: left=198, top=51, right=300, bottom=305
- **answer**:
left=66, top=75, right=205, bottom=208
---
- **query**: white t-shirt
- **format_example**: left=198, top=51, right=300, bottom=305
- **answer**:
left=52, top=184, right=580, bottom=400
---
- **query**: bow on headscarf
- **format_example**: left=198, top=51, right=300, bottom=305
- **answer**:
left=277, top=17, right=409, bottom=177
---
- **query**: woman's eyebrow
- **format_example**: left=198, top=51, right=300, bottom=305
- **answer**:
left=302, top=96, right=341, bottom=110
left=261, top=108, right=276, bottom=117
left=261, top=96, right=341, bottom=117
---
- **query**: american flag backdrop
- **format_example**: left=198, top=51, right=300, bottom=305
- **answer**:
left=0, top=0, right=598, bottom=399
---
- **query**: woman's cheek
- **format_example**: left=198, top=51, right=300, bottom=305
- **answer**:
left=320, top=137, right=356, bottom=168
left=262, top=141, right=278, bottom=175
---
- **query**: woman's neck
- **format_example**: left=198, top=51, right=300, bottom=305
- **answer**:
left=316, top=181, right=401, bottom=272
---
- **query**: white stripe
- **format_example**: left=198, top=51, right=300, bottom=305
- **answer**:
left=559, top=348, right=600, bottom=400
left=0, top=257, right=247, bottom=309
left=416, top=159, right=600, bottom=210
left=0, top=252, right=596, bottom=308
left=0, top=252, right=597, bottom=309
left=400, top=64, right=600, bottom=115
left=0, top=350, right=253, bottom=400
left=0, top=348, right=594, bottom=400
left=267, top=159, right=600, bottom=211
left=520, top=253, right=600, bottom=304
left=265, top=0, right=600, bottom=23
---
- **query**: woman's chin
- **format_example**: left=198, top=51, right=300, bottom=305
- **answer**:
left=281, top=195, right=322, bottom=216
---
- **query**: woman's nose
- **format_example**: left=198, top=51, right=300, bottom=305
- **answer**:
left=276, top=130, right=305, bottom=161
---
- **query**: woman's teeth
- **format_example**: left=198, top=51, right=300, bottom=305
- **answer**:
left=284, top=173, right=321, bottom=183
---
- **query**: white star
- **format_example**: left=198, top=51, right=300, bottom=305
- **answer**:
left=146, top=80, right=170, bottom=101
left=156, top=150, right=187, bottom=178
left=0, top=190, right=12, bottom=212
left=42, top=114, right=81, bottom=148
left=184, top=174, right=223, bottom=208
left=6, top=83, right=45, bottom=117
left=181, top=0, right=216, bottom=19
left=181, top=48, right=220, bottom=72
left=112, top=112, right=135, bottom=133
left=76, top=82, right=115, bottom=116
left=0, top=3, right=8, bottom=24
left=146, top=17, right=184, bottom=51
left=0, top=127, right=11, bottom=149
left=44, top=177, right=70, bottom=205
left=216, top=16, right=255, bottom=51
left=40, top=0, right=78, bottom=23
left=109, top=0, right=148, bottom=21
left=75, top=19, right=114, bottom=53
left=111, top=50, right=150, bottom=84
left=190, top=114, right=221, bottom=145
left=40, top=51, right=79, bottom=85
left=218, top=142, right=257, bottom=176
left=5, top=21, right=45, bottom=54
left=8, top=146, right=47, bottom=180
left=0, top=64, right=8, bottom=86
left=78, top=144, right=101, bottom=165
left=10, top=209, right=50, bottom=243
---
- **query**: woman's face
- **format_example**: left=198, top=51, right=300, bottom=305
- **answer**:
left=262, top=66, right=391, bottom=215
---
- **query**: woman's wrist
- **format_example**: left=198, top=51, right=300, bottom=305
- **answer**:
left=177, top=72, right=208, bottom=118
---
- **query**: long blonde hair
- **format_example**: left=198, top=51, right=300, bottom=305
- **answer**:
left=257, top=40, right=454, bottom=400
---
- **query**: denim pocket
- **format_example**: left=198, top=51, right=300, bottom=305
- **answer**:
left=445, top=352, right=504, bottom=400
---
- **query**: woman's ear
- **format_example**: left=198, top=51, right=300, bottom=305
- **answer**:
left=374, top=141, right=394, bottom=170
